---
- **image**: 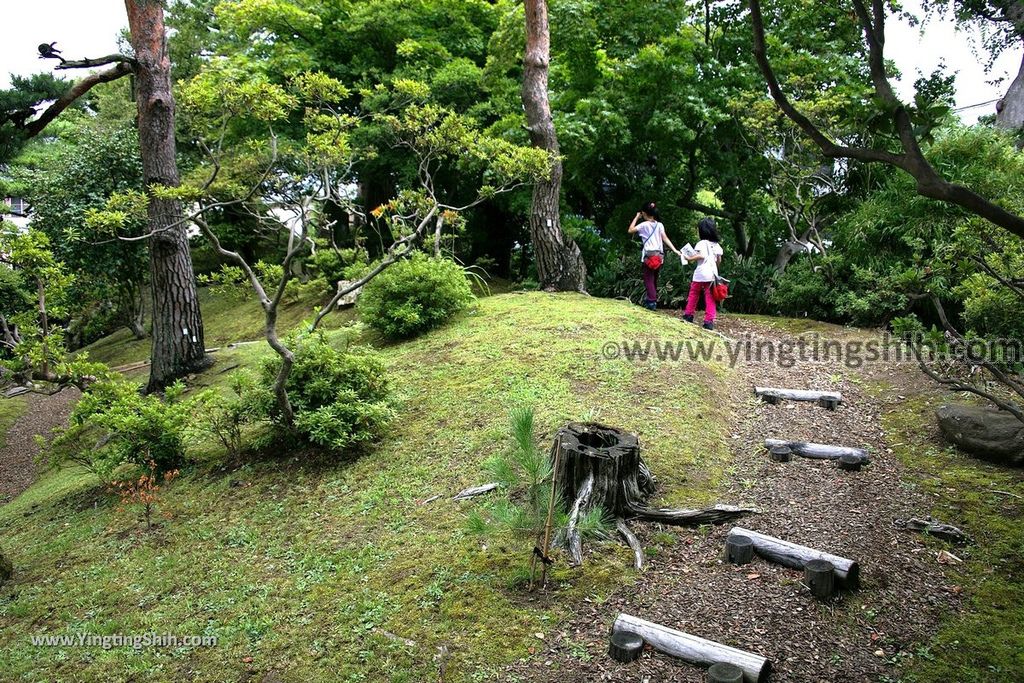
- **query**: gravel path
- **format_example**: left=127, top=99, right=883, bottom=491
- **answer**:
left=0, top=389, right=80, bottom=505
left=503, top=316, right=958, bottom=682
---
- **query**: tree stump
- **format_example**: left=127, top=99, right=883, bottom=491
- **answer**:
left=708, top=662, right=744, bottom=683
left=838, top=454, right=862, bottom=472
left=608, top=630, right=644, bottom=663
left=553, top=423, right=754, bottom=566
left=768, top=445, right=792, bottom=463
left=725, top=535, right=754, bottom=565
left=804, top=559, right=835, bottom=600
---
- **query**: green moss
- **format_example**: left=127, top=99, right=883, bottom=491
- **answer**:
left=0, top=292, right=735, bottom=682
left=881, top=389, right=1024, bottom=682
left=77, top=286, right=353, bottom=369
left=0, top=395, right=28, bottom=449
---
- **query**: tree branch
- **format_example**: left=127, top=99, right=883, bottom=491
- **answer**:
left=56, top=54, right=138, bottom=71
left=747, top=0, right=1024, bottom=240
left=25, top=62, right=134, bottom=138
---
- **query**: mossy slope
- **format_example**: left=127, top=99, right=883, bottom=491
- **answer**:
left=0, top=292, right=731, bottom=682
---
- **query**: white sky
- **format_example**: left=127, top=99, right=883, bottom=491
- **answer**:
left=0, top=0, right=1021, bottom=123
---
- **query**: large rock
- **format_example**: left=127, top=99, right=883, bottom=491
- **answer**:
left=936, top=404, right=1024, bottom=466
left=0, top=548, right=11, bottom=586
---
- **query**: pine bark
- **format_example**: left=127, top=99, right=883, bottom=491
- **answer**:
left=125, top=1, right=208, bottom=391
left=522, top=0, right=587, bottom=292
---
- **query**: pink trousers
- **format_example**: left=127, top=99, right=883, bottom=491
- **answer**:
left=684, top=281, right=716, bottom=322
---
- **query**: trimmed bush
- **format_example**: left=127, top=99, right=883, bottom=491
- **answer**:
left=358, top=253, right=474, bottom=339
left=258, top=334, right=393, bottom=452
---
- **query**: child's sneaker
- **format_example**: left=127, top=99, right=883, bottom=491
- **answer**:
left=683, top=314, right=694, bottom=323
left=702, top=321, right=715, bottom=330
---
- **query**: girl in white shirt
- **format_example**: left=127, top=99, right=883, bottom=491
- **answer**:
left=627, top=201, right=681, bottom=310
left=682, top=217, right=724, bottom=330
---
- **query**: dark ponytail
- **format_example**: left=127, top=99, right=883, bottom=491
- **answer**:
left=697, top=217, right=719, bottom=243
left=641, top=201, right=660, bottom=221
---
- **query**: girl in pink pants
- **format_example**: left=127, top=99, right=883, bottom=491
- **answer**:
left=682, top=217, right=723, bottom=330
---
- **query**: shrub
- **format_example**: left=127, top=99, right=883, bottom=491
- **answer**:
left=47, top=379, right=196, bottom=482
left=358, top=253, right=474, bottom=339
left=258, top=333, right=393, bottom=452
left=769, top=256, right=839, bottom=321
left=187, top=372, right=266, bottom=462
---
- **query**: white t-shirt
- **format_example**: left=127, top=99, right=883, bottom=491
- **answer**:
left=692, top=239, right=723, bottom=282
left=637, top=221, right=664, bottom=261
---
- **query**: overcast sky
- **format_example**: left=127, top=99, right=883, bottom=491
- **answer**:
left=1, top=1, right=1021, bottom=122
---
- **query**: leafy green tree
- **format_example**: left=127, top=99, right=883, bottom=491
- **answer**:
left=0, top=225, right=109, bottom=391
left=13, top=116, right=149, bottom=342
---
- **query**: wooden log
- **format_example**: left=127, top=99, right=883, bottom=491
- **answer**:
left=608, top=629, right=643, bottom=663
left=724, top=535, right=754, bottom=565
left=708, top=662, right=744, bottom=683
left=804, top=559, right=835, bottom=600
left=768, top=445, right=792, bottom=463
left=727, top=526, right=860, bottom=589
left=612, top=614, right=771, bottom=683
left=452, top=482, right=499, bottom=501
left=754, top=387, right=842, bottom=405
left=763, top=439, right=869, bottom=463
left=837, top=454, right=862, bottom=472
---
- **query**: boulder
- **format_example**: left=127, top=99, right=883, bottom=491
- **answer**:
left=0, top=548, right=12, bottom=586
left=334, top=280, right=362, bottom=308
left=936, top=404, right=1024, bottom=466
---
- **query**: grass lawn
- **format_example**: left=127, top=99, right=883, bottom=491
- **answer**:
left=0, top=292, right=734, bottom=682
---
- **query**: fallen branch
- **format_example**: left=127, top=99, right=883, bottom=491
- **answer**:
left=894, top=517, right=971, bottom=545
left=452, top=482, right=499, bottom=501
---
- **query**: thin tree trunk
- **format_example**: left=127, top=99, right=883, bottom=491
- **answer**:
left=125, top=0, right=208, bottom=392
left=522, top=0, right=587, bottom=292
left=997, top=52, right=1024, bottom=131
left=37, top=278, right=50, bottom=378
left=124, top=282, right=147, bottom=339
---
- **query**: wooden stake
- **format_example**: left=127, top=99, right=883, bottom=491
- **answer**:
left=539, top=440, right=562, bottom=588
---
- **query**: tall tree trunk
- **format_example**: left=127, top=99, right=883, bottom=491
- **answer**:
left=997, top=52, right=1024, bottom=131
left=125, top=1, right=208, bottom=392
left=522, top=0, right=587, bottom=292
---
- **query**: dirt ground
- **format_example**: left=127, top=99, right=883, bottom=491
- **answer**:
left=0, top=388, right=79, bottom=505
left=503, top=315, right=960, bottom=683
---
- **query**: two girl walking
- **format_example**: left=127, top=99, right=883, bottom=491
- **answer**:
left=627, top=203, right=723, bottom=330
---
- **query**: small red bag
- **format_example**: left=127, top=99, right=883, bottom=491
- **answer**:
left=710, top=277, right=729, bottom=303
left=643, top=253, right=664, bottom=270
